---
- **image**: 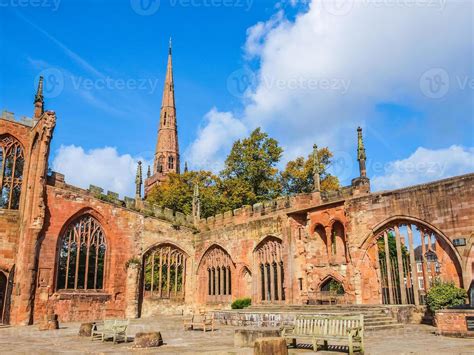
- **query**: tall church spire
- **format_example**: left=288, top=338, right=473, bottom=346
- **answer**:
left=145, top=40, right=180, bottom=195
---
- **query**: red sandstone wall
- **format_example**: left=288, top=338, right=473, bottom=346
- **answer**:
left=33, top=185, right=143, bottom=323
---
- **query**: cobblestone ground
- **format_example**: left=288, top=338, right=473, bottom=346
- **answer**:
left=0, top=316, right=473, bottom=354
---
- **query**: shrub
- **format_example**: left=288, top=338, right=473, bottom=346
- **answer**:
left=231, top=297, right=251, bottom=309
left=426, top=280, right=467, bottom=312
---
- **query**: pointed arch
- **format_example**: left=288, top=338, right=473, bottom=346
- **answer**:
left=254, top=236, right=285, bottom=303
left=0, top=134, right=25, bottom=210
left=358, top=215, right=463, bottom=305
left=142, top=242, right=187, bottom=300
left=56, top=213, right=107, bottom=290
left=197, top=244, right=235, bottom=303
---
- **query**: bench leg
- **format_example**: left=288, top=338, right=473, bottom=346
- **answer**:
left=324, top=340, right=328, bottom=351
left=348, top=336, right=353, bottom=355
left=312, top=338, right=318, bottom=352
left=292, top=338, right=296, bottom=348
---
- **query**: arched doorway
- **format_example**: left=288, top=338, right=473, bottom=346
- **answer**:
left=364, top=219, right=462, bottom=305
left=0, top=272, right=6, bottom=323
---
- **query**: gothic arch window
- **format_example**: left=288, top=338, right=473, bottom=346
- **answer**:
left=168, top=156, right=174, bottom=170
left=199, top=245, right=233, bottom=302
left=143, top=244, right=187, bottom=300
left=157, top=156, right=164, bottom=173
left=56, top=214, right=106, bottom=290
left=254, top=237, right=285, bottom=302
left=0, top=135, right=24, bottom=210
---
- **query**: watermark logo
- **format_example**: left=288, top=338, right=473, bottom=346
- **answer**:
left=37, top=68, right=64, bottom=98
left=130, top=0, right=161, bottom=15
left=227, top=68, right=257, bottom=98
left=419, top=67, right=450, bottom=99
left=321, top=0, right=447, bottom=16
left=70, top=76, right=160, bottom=94
left=321, top=0, right=354, bottom=16
left=0, top=0, right=61, bottom=11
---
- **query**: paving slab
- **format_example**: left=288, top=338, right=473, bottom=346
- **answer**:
left=0, top=316, right=472, bottom=354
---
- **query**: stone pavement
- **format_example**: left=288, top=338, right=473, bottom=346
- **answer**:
left=0, top=316, right=473, bottom=354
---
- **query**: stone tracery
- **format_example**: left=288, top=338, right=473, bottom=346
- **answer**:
left=255, top=237, right=285, bottom=302
left=0, top=135, right=24, bottom=210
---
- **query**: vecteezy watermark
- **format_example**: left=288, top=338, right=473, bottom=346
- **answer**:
left=260, top=76, right=351, bottom=94
left=419, top=68, right=473, bottom=99
left=130, top=0, right=252, bottom=15
left=0, top=0, right=61, bottom=11
left=130, top=0, right=161, bottom=16
left=36, top=68, right=64, bottom=99
left=226, top=68, right=257, bottom=98
left=169, top=0, right=253, bottom=10
left=226, top=68, right=351, bottom=98
left=320, top=0, right=446, bottom=16
left=70, top=76, right=160, bottom=94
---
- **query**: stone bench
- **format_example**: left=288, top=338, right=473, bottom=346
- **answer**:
left=234, top=327, right=281, bottom=347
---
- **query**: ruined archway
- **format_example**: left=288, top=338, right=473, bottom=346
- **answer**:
left=254, top=236, right=285, bottom=303
left=197, top=244, right=235, bottom=304
left=359, top=217, right=463, bottom=305
left=142, top=243, right=187, bottom=300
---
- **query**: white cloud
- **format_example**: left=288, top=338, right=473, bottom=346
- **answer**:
left=52, top=145, right=151, bottom=198
left=185, top=108, right=248, bottom=172
left=186, top=0, right=471, bottom=175
left=372, top=145, right=474, bottom=191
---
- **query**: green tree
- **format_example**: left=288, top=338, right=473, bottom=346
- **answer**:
left=426, top=280, right=467, bottom=312
left=220, top=128, right=283, bottom=205
left=146, top=171, right=225, bottom=219
left=280, top=147, right=340, bottom=195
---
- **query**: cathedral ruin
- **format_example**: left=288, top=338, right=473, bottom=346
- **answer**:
left=0, top=45, right=472, bottom=326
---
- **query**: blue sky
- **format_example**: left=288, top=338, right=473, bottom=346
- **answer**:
left=0, top=0, right=472, bottom=197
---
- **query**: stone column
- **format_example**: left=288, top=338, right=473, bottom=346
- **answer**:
left=394, top=226, right=407, bottom=304
left=407, top=225, right=420, bottom=305
left=125, top=263, right=141, bottom=319
left=383, top=231, right=395, bottom=304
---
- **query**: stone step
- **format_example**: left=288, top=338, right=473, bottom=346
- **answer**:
left=366, top=323, right=405, bottom=331
left=365, top=320, right=399, bottom=326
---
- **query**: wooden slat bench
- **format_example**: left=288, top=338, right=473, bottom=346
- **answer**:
left=183, top=313, right=214, bottom=332
left=91, top=319, right=129, bottom=344
left=281, top=314, right=364, bottom=354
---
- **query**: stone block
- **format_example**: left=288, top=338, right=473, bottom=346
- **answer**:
left=133, top=332, right=163, bottom=348
left=89, top=185, right=104, bottom=195
left=254, top=337, right=287, bottom=355
left=124, top=197, right=135, bottom=209
left=164, top=208, right=174, bottom=220
left=175, top=211, right=185, bottom=224
left=234, top=328, right=281, bottom=347
left=79, top=322, right=95, bottom=336
left=107, top=191, right=119, bottom=200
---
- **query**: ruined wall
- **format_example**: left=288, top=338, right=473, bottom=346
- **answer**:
left=346, top=174, right=474, bottom=304
left=33, top=176, right=195, bottom=323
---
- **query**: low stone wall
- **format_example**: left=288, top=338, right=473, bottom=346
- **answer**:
left=435, top=308, right=474, bottom=337
left=214, top=305, right=423, bottom=327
